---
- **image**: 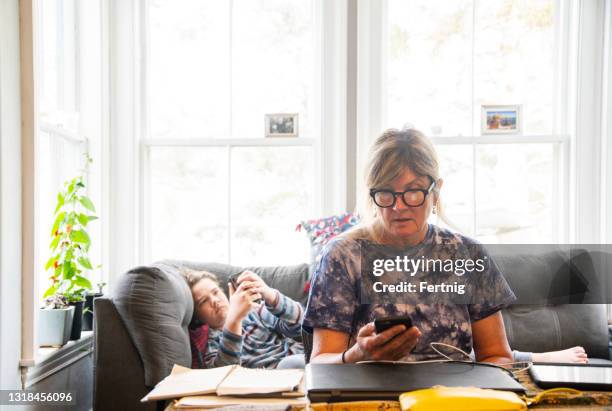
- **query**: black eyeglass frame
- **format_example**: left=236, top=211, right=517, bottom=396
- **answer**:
left=369, top=176, right=436, bottom=208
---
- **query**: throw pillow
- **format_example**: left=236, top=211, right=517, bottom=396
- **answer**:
left=297, top=212, right=360, bottom=279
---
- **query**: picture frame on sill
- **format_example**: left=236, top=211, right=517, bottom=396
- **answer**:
left=265, top=113, right=299, bottom=137
left=481, top=105, right=522, bottom=135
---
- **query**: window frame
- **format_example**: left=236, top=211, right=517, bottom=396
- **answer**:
left=19, top=0, right=108, bottom=374
left=357, top=0, right=574, bottom=243
left=134, top=0, right=347, bottom=265
left=141, top=137, right=318, bottom=264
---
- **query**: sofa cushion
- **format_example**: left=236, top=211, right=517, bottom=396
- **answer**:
left=502, top=304, right=609, bottom=359
left=159, top=260, right=310, bottom=305
left=492, top=249, right=605, bottom=304
left=493, top=250, right=611, bottom=359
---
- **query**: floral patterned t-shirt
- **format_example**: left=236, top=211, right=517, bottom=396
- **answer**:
left=302, top=224, right=516, bottom=361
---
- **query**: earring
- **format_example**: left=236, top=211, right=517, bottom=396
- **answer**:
left=432, top=205, right=437, bottom=214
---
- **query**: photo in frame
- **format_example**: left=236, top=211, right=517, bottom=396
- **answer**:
left=481, top=105, right=522, bottom=135
left=265, top=113, right=299, bottom=137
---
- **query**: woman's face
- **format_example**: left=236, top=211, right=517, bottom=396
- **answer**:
left=376, top=168, right=441, bottom=246
left=192, top=278, right=229, bottom=330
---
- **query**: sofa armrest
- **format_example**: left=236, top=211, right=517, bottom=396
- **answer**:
left=94, top=297, right=156, bottom=411
left=608, top=325, right=612, bottom=361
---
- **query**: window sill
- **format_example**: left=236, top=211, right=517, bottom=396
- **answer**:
left=23, top=331, right=93, bottom=388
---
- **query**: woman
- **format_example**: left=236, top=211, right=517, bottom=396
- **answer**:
left=182, top=268, right=304, bottom=369
left=302, top=128, right=516, bottom=365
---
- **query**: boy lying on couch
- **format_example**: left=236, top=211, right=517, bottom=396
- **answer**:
left=181, top=268, right=304, bottom=369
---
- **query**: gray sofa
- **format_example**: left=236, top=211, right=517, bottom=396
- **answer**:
left=93, top=261, right=310, bottom=411
left=93, top=252, right=612, bottom=410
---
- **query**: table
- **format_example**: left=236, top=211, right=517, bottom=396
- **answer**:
left=164, top=368, right=612, bottom=410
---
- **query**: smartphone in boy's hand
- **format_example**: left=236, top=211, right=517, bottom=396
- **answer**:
left=229, top=275, right=239, bottom=292
left=229, top=274, right=262, bottom=304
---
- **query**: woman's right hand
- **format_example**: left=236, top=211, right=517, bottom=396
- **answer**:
left=349, top=322, right=421, bottom=362
left=225, top=281, right=261, bottom=330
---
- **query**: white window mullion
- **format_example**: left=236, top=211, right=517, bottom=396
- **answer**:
left=471, top=143, right=477, bottom=237
left=56, top=0, right=64, bottom=110
left=601, top=0, right=612, bottom=244
left=228, top=0, right=234, bottom=139
left=227, top=145, right=232, bottom=264
left=571, top=0, right=606, bottom=243
left=108, top=0, right=141, bottom=281
left=140, top=144, right=151, bottom=264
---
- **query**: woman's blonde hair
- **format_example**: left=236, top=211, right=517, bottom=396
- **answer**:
left=350, top=127, right=447, bottom=242
left=181, top=268, right=219, bottom=289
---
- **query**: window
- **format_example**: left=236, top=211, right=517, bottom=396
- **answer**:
left=143, top=0, right=320, bottom=265
left=382, top=0, right=566, bottom=243
left=34, top=0, right=104, bottom=302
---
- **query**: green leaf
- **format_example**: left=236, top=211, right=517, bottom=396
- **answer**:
left=43, top=283, right=58, bottom=299
left=76, top=214, right=97, bottom=226
left=70, top=230, right=90, bottom=246
left=77, top=257, right=93, bottom=270
left=63, top=262, right=73, bottom=279
left=54, top=192, right=65, bottom=214
left=44, top=256, right=56, bottom=271
left=51, top=212, right=66, bottom=236
left=76, top=213, right=89, bottom=226
left=49, top=235, right=61, bottom=251
left=79, top=196, right=96, bottom=212
left=74, top=276, right=92, bottom=290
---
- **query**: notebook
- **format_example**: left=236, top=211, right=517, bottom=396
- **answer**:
left=306, top=362, right=525, bottom=403
left=529, top=363, right=612, bottom=390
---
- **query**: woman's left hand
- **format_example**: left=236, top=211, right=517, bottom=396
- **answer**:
left=235, top=271, right=277, bottom=306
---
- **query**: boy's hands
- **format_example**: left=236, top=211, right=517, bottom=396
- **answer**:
left=235, top=271, right=277, bottom=306
left=226, top=280, right=261, bottom=333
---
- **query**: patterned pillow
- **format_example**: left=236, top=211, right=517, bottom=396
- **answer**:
left=297, top=212, right=360, bottom=281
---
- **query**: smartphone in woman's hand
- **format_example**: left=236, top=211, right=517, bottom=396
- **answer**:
left=374, top=316, right=413, bottom=334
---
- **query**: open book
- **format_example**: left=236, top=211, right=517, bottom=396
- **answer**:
left=141, top=364, right=304, bottom=402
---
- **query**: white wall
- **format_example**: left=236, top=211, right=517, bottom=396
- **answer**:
left=0, top=0, right=23, bottom=394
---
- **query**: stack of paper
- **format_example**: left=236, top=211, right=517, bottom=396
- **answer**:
left=173, top=395, right=308, bottom=410
left=141, top=364, right=305, bottom=406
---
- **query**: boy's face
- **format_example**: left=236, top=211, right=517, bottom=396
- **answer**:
left=192, top=278, right=229, bottom=330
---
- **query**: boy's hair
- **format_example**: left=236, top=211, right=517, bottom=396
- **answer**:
left=180, top=268, right=219, bottom=289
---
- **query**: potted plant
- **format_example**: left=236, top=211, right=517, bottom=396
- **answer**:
left=41, top=175, right=98, bottom=342
left=38, top=294, right=75, bottom=347
left=82, top=281, right=106, bottom=331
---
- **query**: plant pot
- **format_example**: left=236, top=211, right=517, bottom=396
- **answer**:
left=38, top=306, right=75, bottom=347
left=69, top=300, right=84, bottom=340
left=82, top=292, right=103, bottom=331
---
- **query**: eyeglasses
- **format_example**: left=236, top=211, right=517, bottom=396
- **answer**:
left=370, top=177, right=436, bottom=208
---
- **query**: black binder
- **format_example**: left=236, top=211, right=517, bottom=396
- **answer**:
left=306, top=362, right=525, bottom=403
